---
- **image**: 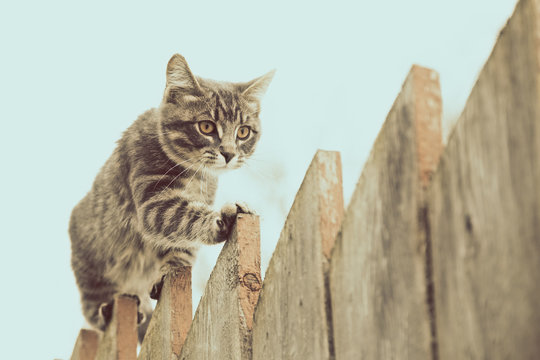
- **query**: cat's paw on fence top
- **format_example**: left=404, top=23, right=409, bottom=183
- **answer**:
left=215, top=202, right=255, bottom=242
left=234, top=202, right=255, bottom=215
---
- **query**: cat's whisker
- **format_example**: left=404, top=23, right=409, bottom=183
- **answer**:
left=244, top=155, right=274, bottom=164
left=205, top=167, right=210, bottom=198
left=244, top=156, right=279, bottom=168
left=185, top=163, right=204, bottom=191
left=199, top=166, right=205, bottom=199
left=202, top=168, right=211, bottom=200
left=157, top=160, right=200, bottom=198
left=205, top=170, right=209, bottom=197
left=152, top=159, right=192, bottom=191
left=243, top=161, right=280, bottom=181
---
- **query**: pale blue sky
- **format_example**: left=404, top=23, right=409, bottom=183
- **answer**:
left=0, top=0, right=516, bottom=358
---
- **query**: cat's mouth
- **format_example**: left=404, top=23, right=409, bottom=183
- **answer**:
left=205, top=159, right=243, bottom=172
left=201, top=152, right=240, bottom=170
left=209, top=162, right=235, bottom=171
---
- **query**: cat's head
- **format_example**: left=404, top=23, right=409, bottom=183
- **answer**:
left=158, top=54, right=274, bottom=173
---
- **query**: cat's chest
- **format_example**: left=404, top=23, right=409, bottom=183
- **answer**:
left=178, top=171, right=218, bottom=204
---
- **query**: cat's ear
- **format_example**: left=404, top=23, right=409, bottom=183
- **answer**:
left=240, top=69, right=276, bottom=102
left=165, top=54, right=203, bottom=102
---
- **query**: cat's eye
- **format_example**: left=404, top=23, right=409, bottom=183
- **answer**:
left=198, top=121, right=215, bottom=135
left=237, top=126, right=250, bottom=139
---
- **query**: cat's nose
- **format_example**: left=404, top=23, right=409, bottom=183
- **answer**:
left=220, top=149, right=235, bottom=163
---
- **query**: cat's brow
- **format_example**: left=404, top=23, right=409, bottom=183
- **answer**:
left=197, top=92, right=220, bottom=122
left=196, top=110, right=213, bottom=119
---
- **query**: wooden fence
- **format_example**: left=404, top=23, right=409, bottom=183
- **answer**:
left=69, top=0, right=540, bottom=358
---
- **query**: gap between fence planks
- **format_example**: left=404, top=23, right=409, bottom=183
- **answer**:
left=329, top=65, right=442, bottom=359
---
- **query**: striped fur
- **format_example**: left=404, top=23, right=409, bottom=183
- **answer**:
left=69, top=54, right=274, bottom=342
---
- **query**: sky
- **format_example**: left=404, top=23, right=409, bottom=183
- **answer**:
left=0, top=0, right=517, bottom=358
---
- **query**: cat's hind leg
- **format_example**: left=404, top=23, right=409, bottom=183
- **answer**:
left=137, top=295, right=153, bottom=343
left=98, top=293, right=153, bottom=344
left=83, top=293, right=147, bottom=333
left=81, top=296, right=114, bottom=332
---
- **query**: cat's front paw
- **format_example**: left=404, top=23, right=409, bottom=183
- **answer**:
left=214, top=202, right=254, bottom=243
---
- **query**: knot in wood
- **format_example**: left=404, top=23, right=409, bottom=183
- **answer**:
left=242, top=273, right=261, bottom=291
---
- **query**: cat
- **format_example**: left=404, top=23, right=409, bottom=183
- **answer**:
left=69, top=53, right=274, bottom=342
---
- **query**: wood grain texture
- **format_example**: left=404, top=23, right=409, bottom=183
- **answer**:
left=237, top=215, right=263, bottom=331
left=428, top=0, right=540, bottom=358
left=95, top=295, right=138, bottom=360
left=138, top=267, right=192, bottom=360
left=252, top=150, right=344, bottom=360
left=179, top=214, right=261, bottom=360
left=71, top=329, right=99, bottom=360
left=329, top=65, right=442, bottom=359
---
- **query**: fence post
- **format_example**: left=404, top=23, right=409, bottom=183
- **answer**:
left=138, top=267, right=192, bottom=359
left=71, top=329, right=99, bottom=360
left=178, top=214, right=261, bottom=360
left=95, top=294, right=138, bottom=360
left=428, top=0, right=540, bottom=358
left=251, top=150, right=344, bottom=360
left=329, top=65, right=442, bottom=359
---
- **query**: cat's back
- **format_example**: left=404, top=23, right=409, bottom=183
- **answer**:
left=69, top=108, right=160, bottom=252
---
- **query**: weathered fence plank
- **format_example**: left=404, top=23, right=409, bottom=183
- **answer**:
left=138, top=267, right=192, bottom=359
left=330, top=65, right=442, bottom=359
left=428, top=0, right=540, bottom=358
left=252, top=150, right=344, bottom=360
left=71, top=329, right=99, bottom=360
left=179, top=214, right=261, bottom=360
left=95, top=294, right=138, bottom=360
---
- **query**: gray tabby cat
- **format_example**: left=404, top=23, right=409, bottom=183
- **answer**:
left=69, top=53, right=274, bottom=342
